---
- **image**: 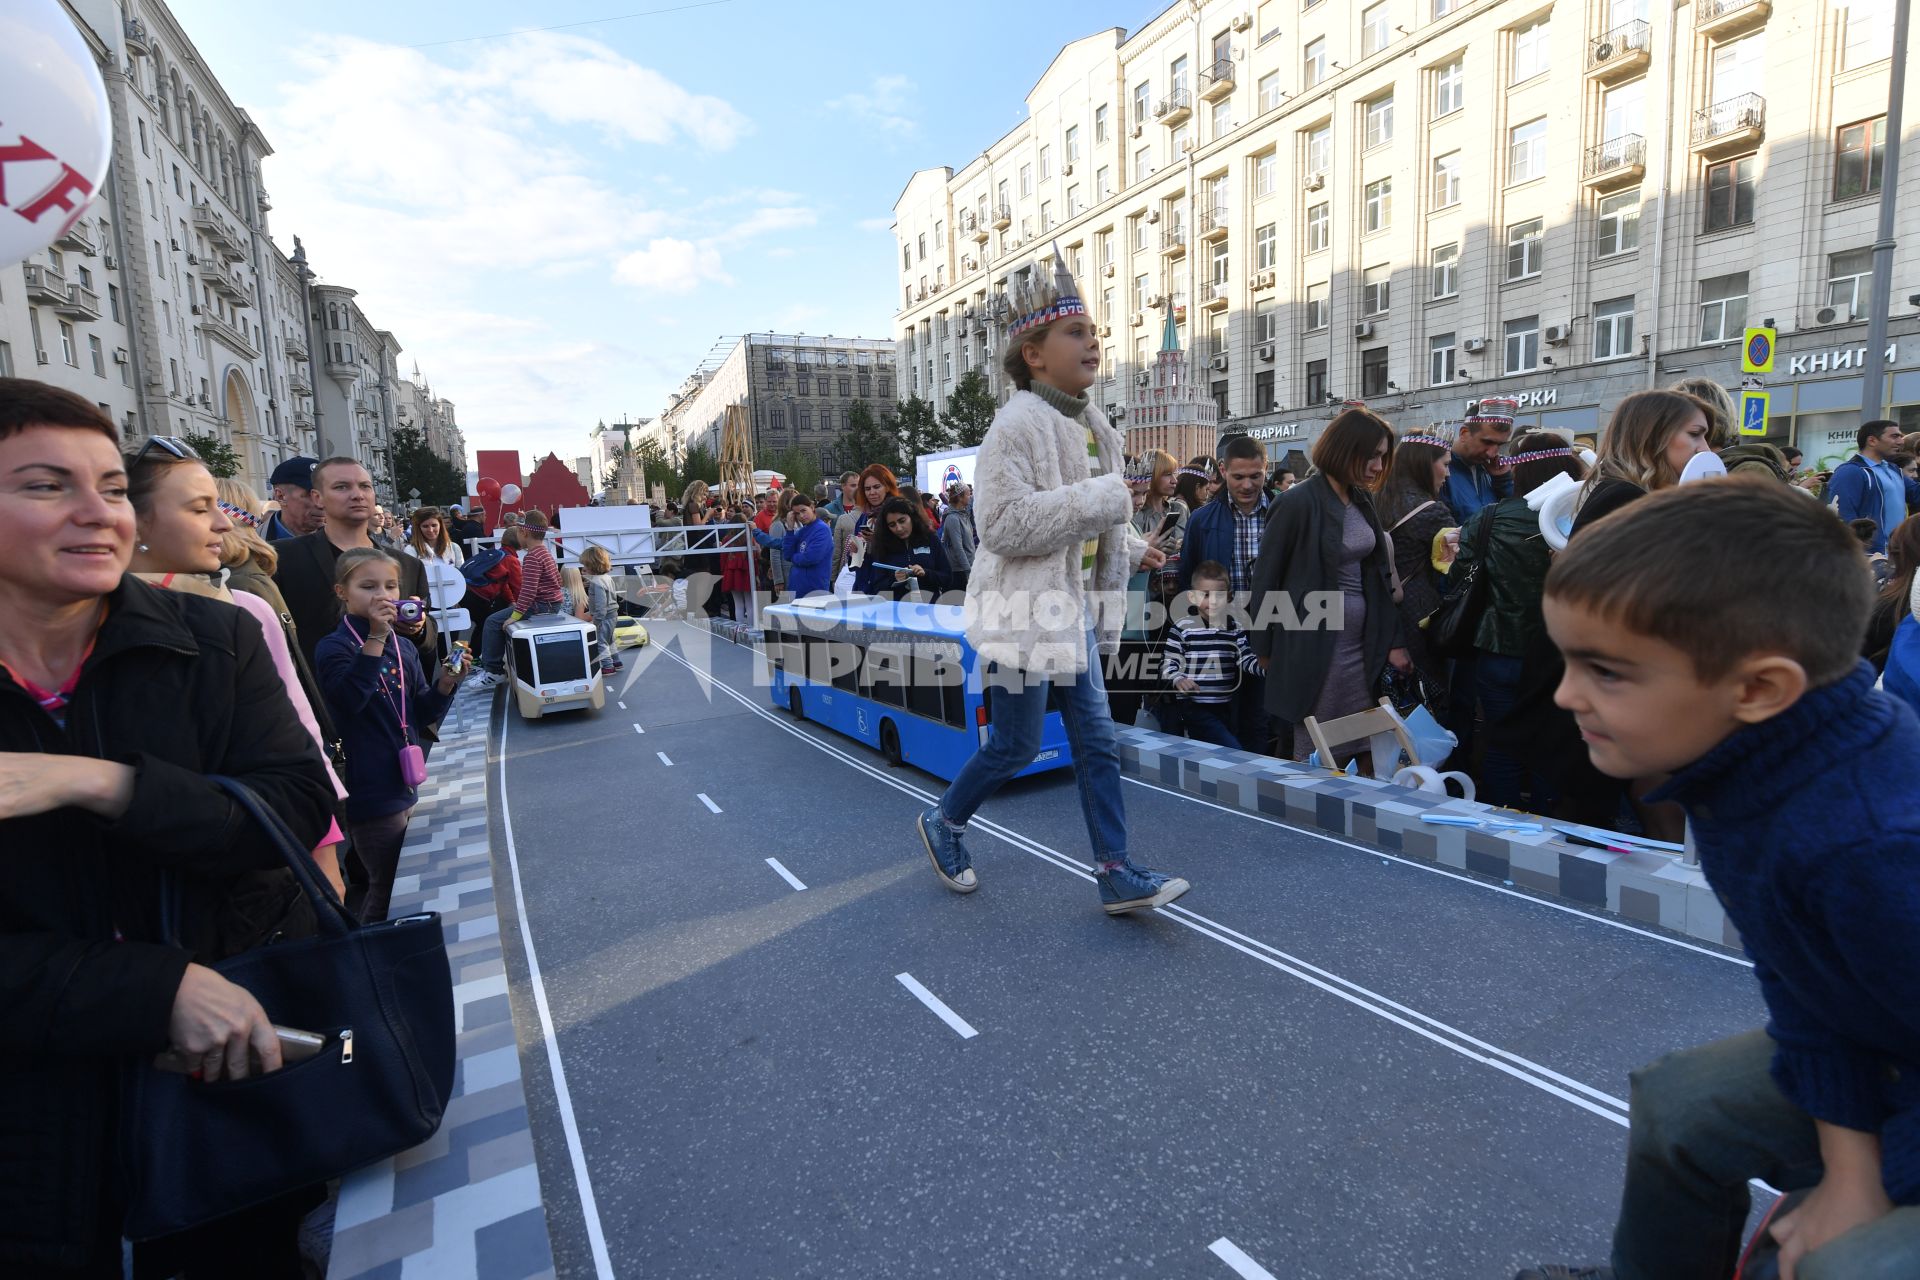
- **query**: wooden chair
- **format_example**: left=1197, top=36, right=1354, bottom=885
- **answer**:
left=1301, top=697, right=1420, bottom=779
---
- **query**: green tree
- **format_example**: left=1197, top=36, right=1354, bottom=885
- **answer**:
left=180, top=431, right=241, bottom=479
left=631, top=437, right=671, bottom=497
left=886, top=395, right=954, bottom=479
left=767, top=446, right=821, bottom=500
left=389, top=425, right=465, bottom=505
left=939, top=371, right=997, bottom=449
left=677, top=443, right=720, bottom=495
left=834, top=400, right=901, bottom=475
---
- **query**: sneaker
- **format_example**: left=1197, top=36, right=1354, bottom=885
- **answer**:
left=916, top=806, right=976, bottom=893
left=1096, top=860, right=1190, bottom=915
left=471, top=670, right=505, bottom=690
left=1514, top=1268, right=1615, bottom=1280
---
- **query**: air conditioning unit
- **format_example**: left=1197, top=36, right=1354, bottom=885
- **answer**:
left=1131, top=310, right=1145, bottom=326
left=1231, top=12, right=1253, bottom=31
left=1463, top=337, right=1488, bottom=353
left=113, top=348, right=129, bottom=365
left=198, top=393, right=212, bottom=407
left=1136, top=371, right=1153, bottom=387
left=1147, top=208, right=1162, bottom=223
left=1098, top=324, right=1113, bottom=337
left=1148, top=293, right=1167, bottom=308
left=962, top=255, right=976, bottom=270
left=1353, top=321, right=1375, bottom=339
left=1257, top=343, right=1276, bottom=362
left=1593, top=42, right=1615, bottom=62
left=1304, top=172, right=1326, bottom=191
left=191, top=304, right=202, bottom=314
left=35, top=349, right=50, bottom=365
left=169, top=238, right=179, bottom=250
left=1104, top=263, right=1116, bottom=277
left=1063, top=163, right=1074, bottom=176
left=1132, top=123, right=1145, bottom=138
left=104, top=253, right=118, bottom=269
left=1545, top=323, right=1572, bottom=345
left=187, top=253, right=199, bottom=265
left=1814, top=304, right=1856, bottom=325
left=1210, top=353, right=1230, bottom=372
left=1252, top=269, right=1276, bottom=289
left=1153, top=100, right=1170, bottom=118
left=1456, top=369, right=1474, bottom=382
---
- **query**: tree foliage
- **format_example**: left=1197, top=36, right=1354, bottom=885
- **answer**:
left=940, top=372, right=997, bottom=449
left=885, top=395, right=954, bottom=481
left=180, top=431, right=241, bottom=479
left=833, top=400, right=902, bottom=476
left=677, top=444, right=720, bottom=496
left=766, top=446, right=822, bottom=500
left=389, top=426, right=466, bottom=506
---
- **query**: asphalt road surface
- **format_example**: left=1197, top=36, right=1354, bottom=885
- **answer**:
left=490, top=622, right=1765, bottom=1280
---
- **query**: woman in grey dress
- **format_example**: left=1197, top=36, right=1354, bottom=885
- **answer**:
left=1247, top=407, right=1410, bottom=760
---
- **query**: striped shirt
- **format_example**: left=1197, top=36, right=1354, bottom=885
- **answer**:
left=1162, top=618, right=1260, bottom=705
left=514, top=541, right=564, bottom=612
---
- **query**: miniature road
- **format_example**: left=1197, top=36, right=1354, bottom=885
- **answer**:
left=493, top=622, right=1764, bottom=1280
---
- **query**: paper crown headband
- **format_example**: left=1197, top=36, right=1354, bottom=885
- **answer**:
left=1004, top=239, right=1087, bottom=338
left=1467, top=396, right=1519, bottom=424
left=218, top=500, right=257, bottom=529
left=1398, top=434, right=1452, bottom=450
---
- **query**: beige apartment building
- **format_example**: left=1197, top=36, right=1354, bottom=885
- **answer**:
left=893, top=0, right=1918, bottom=467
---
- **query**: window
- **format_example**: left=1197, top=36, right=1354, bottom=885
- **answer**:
left=1593, top=297, right=1635, bottom=360
left=1135, top=272, right=1151, bottom=311
left=1135, top=145, right=1152, bottom=180
left=1430, top=333, right=1457, bottom=385
left=1065, top=126, right=1080, bottom=164
left=1511, top=16, right=1551, bottom=83
left=901, top=244, right=912, bottom=271
left=1304, top=38, right=1327, bottom=87
left=1835, top=118, right=1887, bottom=201
left=1102, top=287, right=1115, bottom=320
left=1306, top=124, right=1332, bottom=176
left=58, top=321, right=76, bottom=366
left=1430, top=242, right=1459, bottom=297
left=108, top=284, right=121, bottom=322
left=1067, top=185, right=1082, bottom=217
left=1255, top=222, right=1278, bottom=269
left=1306, top=201, right=1329, bottom=252
left=137, top=118, right=149, bottom=156
left=171, top=164, right=182, bottom=197
left=1433, top=0, right=1460, bottom=15
left=1171, top=54, right=1190, bottom=94
left=88, top=334, right=104, bottom=377
left=1434, top=58, right=1464, bottom=117
left=1133, top=81, right=1151, bottom=125
left=1602, top=81, right=1644, bottom=143
left=838, top=375, right=852, bottom=396
left=1697, top=273, right=1748, bottom=343
left=1095, top=106, right=1108, bottom=143
left=1840, top=2, right=1890, bottom=71
left=0, top=341, right=11, bottom=377
left=1432, top=151, right=1461, bottom=208
left=1596, top=191, right=1640, bottom=256
left=1254, top=151, right=1277, bottom=196
left=997, top=179, right=1010, bottom=211
left=1172, top=122, right=1192, bottom=157
left=1363, top=177, right=1392, bottom=233
left=769, top=409, right=786, bottom=435
left=1255, top=299, right=1277, bottom=342
left=933, top=221, right=945, bottom=249
left=1210, top=239, right=1230, bottom=286
left=1211, top=97, right=1234, bottom=138
left=1039, top=145, right=1051, bottom=181
left=1361, top=347, right=1389, bottom=397
left=1704, top=156, right=1756, bottom=231
left=1362, top=3, right=1391, bottom=55
left=1828, top=248, right=1874, bottom=315
left=1305, top=358, right=1329, bottom=404
left=1364, top=95, right=1394, bottom=149
left=1506, top=218, right=1544, bottom=279
left=1259, top=72, right=1282, bottom=112
left=1019, top=164, right=1032, bottom=196
left=1305, top=282, right=1329, bottom=330
left=1504, top=315, right=1540, bottom=373
left=917, top=234, right=926, bottom=261
left=1255, top=370, right=1276, bottom=413
left=1096, top=165, right=1111, bottom=199
left=796, top=373, right=809, bottom=396
left=1133, top=217, right=1148, bottom=251
left=1362, top=264, right=1390, bottom=315
left=1040, top=201, right=1052, bottom=230
left=1508, top=118, right=1547, bottom=184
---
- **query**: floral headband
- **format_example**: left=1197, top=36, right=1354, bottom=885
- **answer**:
left=218, top=501, right=257, bottom=528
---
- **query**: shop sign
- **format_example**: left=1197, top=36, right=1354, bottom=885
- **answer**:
left=1243, top=422, right=1308, bottom=442
left=1785, top=343, right=1901, bottom=377
left=1478, top=388, right=1559, bottom=409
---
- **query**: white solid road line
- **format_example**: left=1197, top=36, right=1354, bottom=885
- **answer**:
left=632, top=722, right=644, bottom=735
left=656, top=751, right=673, bottom=766
left=650, top=638, right=1634, bottom=1127
left=896, top=972, right=979, bottom=1039
left=496, top=713, right=617, bottom=1280
left=1209, top=1237, right=1279, bottom=1280
left=697, top=792, right=723, bottom=813
left=765, top=857, right=807, bottom=891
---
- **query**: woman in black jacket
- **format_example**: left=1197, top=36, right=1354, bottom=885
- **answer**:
left=0, top=383, right=335, bottom=1276
left=1248, top=407, right=1410, bottom=760
left=854, top=496, right=952, bottom=598
left=1375, top=430, right=1456, bottom=690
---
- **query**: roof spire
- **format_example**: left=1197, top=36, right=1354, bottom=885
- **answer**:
left=1159, top=299, right=1180, bottom=353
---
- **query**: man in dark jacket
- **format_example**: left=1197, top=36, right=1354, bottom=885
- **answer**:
left=263, top=454, right=320, bottom=541
left=1177, top=434, right=1270, bottom=597
left=942, top=483, right=977, bottom=591
left=1443, top=401, right=1515, bottom=522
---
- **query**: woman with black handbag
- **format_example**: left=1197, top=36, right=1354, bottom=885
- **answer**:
left=1376, top=430, right=1458, bottom=695
left=0, top=382, right=337, bottom=1276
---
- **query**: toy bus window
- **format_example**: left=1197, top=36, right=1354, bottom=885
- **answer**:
left=534, top=631, right=589, bottom=683
left=906, top=653, right=945, bottom=722
left=800, top=633, right=828, bottom=683
left=941, top=665, right=966, bottom=727
left=830, top=640, right=862, bottom=693
left=865, top=645, right=907, bottom=708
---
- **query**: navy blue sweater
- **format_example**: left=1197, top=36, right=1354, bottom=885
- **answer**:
left=1650, top=661, right=1920, bottom=1203
left=315, top=619, right=455, bottom=821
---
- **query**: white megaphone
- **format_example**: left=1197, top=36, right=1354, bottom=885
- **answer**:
left=1679, top=451, right=1728, bottom=483
left=1529, top=471, right=1582, bottom=551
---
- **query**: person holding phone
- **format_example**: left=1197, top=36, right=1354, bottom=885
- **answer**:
left=853, top=497, right=952, bottom=598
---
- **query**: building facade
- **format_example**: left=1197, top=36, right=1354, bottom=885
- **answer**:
left=1129, top=305, right=1221, bottom=460
left=661, top=333, right=898, bottom=474
left=395, top=372, right=466, bottom=476
left=891, top=0, right=1919, bottom=465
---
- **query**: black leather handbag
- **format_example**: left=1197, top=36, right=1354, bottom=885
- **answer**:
left=121, top=777, right=456, bottom=1240
left=1428, top=506, right=1497, bottom=661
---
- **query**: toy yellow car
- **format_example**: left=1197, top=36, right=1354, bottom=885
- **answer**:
left=613, top=616, right=649, bottom=649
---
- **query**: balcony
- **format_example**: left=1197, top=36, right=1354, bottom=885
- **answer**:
left=1200, top=205, right=1230, bottom=242
left=1583, top=134, right=1646, bottom=190
left=200, top=311, right=258, bottom=359
left=202, top=256, right=250, bottom=305
left=1202, top=281, right=1231, bottom=312
left=1692, top=93, right=1765, bottom=157
left=57, top=220, right=97, bottom=255
left=1154, top=87, right=1192, bottom=127
left=192, top=203, right=246, bottom=260
left=54, top=284, right=101, bottom=322
left=291, top=409, right=314, bottom=432
left=1587, top=20, right=1651, bottom=82
left=1696, top=0, right=1770, bottom=39
left=289, top=368, right=313, bottom=395
left=990, top=203, right=1012, bottom=231
left=1199, top=58, right=1236, bottom=102
left=1160, top=228, right=1187, bottom=257
left=123, top=17, right=150, bottom=55
left=21, top=263, right=67, bottom=305
left=283, top=330, right=308, bottom=361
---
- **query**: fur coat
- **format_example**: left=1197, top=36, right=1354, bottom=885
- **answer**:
left=963, top=389, right=1147, bottom=676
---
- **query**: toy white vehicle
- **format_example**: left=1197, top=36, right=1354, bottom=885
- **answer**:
left=505, top=615, right=605, bottom=719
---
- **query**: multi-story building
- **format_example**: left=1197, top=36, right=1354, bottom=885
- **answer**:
left=892, top=0, right=1919, bottom=467
left=395, top=371, right=466, bottom=476
left=663, top=333, right=898, bottom=473
left=308, top=282, right=403, bottom=500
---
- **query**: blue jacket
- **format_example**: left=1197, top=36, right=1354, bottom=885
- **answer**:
left=1649, top=662, right=1920, bottom=1203
left=1886, top=615, right=1920, bottom=724
left=1830, top=454, right=1920, bottom=553
left=315, top=620, right=455, bottom=821
left=854, top=534, right=952, bottom=597
left=1176, top=493, right=1267, bottom=595
left=783, top=518, right=835, bottom=596
left=1442, top=454, right=1512, bottom=524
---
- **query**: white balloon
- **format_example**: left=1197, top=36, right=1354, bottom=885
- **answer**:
left=501, top=483, right=523, bottom=503
left=0, top=0, right=113, bottom=265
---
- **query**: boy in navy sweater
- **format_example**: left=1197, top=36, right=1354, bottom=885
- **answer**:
left=1519, top=483, right=1920, bottom=1280
left=1163, top=560, right=1260, bottom=748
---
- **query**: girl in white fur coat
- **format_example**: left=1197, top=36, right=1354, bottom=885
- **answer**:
left=915, top=261, right=1194, bottom=916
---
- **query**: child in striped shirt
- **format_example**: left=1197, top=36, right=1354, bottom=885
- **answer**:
left=1164, top=560, right=1261, bottom=749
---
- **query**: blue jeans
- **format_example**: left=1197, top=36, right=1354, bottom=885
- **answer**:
left=939, top=634, right=1127, bottom=864
left=479, top=598, right=565, bottom=673
left=1176, top=701, right=1242, bottom=749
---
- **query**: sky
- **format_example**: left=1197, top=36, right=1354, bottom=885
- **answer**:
left=167, top=0, right=1169, bottom=469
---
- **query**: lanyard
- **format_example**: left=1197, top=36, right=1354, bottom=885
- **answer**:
left=341, top=617, right=407, bottom=737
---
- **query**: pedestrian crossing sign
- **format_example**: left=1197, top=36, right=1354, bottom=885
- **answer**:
left=1741, top=327, right=1775, bottom=374
left=1739, top=390, right=1770, bottom=436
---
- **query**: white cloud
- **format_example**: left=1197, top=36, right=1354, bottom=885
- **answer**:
left=612, top=239, right=732, bottom=293
left=826, top=74, right=918, bottom=139
left=477, top=33, right=751, bottom=151
left=857, top=216, right=895, bottom=232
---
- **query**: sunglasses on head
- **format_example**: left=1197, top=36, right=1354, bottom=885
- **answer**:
left=133, top=435, right=202, bottom=465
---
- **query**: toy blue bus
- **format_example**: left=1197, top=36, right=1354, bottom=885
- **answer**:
left=759, top=595, right=1073, bottom=782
